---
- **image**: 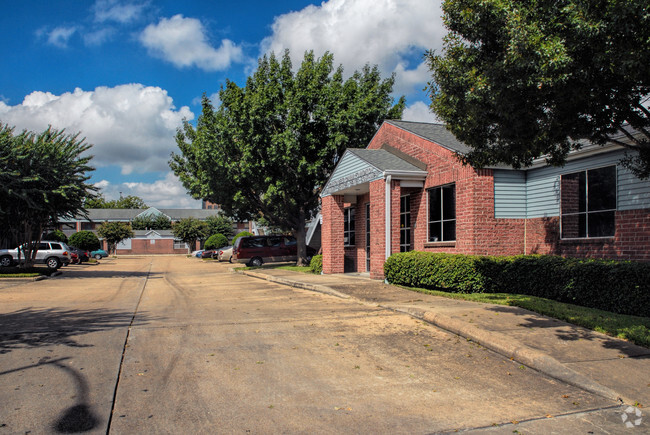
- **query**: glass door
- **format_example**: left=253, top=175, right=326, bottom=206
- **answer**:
left=400, top=195, right=412, bottom=252
left=365, top=203, right=370, bottom=272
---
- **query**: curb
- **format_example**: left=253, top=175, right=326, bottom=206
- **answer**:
left=241, top=270, right=352, bottom=300
left=393, top=306, right=627, bottom=405
left=238, top=269, right=630, bottom=405
left=0, top=270, right=62, bottom=282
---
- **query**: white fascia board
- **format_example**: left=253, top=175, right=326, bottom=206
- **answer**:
left=382, top=169, right=428, bottom=180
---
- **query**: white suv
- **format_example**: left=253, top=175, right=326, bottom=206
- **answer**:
left=0, top=241, right=72, bottom=269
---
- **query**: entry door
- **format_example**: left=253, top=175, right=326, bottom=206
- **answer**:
left=365, top=203, right=370, bottom=272
left=400, top=195, right=412, bottom=252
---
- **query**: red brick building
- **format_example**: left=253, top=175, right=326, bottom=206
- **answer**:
left=321, top=121, right=650, bottom=279
left=59, top=207, right=223, bottom=255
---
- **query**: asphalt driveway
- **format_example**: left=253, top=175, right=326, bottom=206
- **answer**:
left=0, top=256, right=620, bottom=433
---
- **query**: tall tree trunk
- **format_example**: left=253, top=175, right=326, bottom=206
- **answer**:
left=294, top=209, right=309, bottom=266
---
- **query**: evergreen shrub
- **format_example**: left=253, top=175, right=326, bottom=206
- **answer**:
left=205, top=233, right=228, bottom=250
left=384, top=252, right=650, bottom=317
left=309, top=255, right=322, bottom=274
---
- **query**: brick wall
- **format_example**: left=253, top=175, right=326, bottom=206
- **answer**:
left=368, top=123, right=526, bottom=260
left=369, top=180, right=387, bottom=279
left=323, top=122, right=650, bottom=279
left=322, top=195, right=345, bottom=274
left=526, top=210, right=650, bottom=261
left=115, top=238, right=189, bottom=255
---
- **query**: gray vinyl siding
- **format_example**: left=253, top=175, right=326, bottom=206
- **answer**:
left=329, top=153, right=371, bottom=182
left=618, top=169, right=650, bottom=210
left=494, top=170, right=527, bottom=218
left=494, top=150, right=650, bottom=218
left=526, top=170, right=561, bottom=218
left=526, top=149, right=650, bottom=217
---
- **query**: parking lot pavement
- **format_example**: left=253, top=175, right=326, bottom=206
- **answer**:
left=0, top=257, right=639, bottom=433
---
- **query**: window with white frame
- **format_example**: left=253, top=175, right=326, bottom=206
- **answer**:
left=173, top=239, right=188, bottom=249
left=343, top=207, right=356, bottom=246
left=400, top=195, right=412, bottom=252
left=560, top=166, right=616, bottom=238
left=428, top=184, right=456, bottom=242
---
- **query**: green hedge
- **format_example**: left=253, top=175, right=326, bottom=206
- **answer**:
left=68, top=230, right=100, bottom=251
left=384, top=252, right=650, bottom=317
left=309, top=255, right=322, bottom=274
left=205, top=233, right=228, bottom=250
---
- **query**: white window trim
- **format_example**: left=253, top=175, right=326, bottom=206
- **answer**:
left=559, top=165, right=617, bottom=240
left=427, top=183, right=456, bottom=243
left=344, top=207, right=356, bottom=247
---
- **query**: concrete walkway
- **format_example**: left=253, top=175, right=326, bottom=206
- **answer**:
left=237, top=267, right=650, bottom=408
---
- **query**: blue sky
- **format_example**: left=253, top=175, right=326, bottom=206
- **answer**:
left=1, top=0, right=446, bottom=208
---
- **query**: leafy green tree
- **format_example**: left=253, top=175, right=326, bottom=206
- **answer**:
left=171, top=50, right=404, bottom=265
left=0, top=124, right=96, bottom=266
left=204, top=233, right=228, bottom=250
left=427, top=0, right=650, bottom=177
left=68, top=230, right=100, bottom=251
left=96, top=221, right=134, bottom=255
left=171, top=217, right=208, bottom=253
left=205, top=215, right=234, bottom=240
left=131, top=214, right=172, bottom=230
left=85, top=194, right=147, bottom=209
left=44, top=230, right=68, bottom=243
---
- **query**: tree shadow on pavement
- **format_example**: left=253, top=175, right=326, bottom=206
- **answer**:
left=0, top=307, right=156, bottom=354
left=55, top=270, right=161, bottom=279
left=485, top=305, right=650, bottom=357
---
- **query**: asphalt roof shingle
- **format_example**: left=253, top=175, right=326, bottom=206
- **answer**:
left=347, top=148, right=426, bottom=173
left=385, top=120, right=473, bottom=155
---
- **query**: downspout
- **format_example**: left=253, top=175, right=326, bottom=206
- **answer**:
left=523, top=170, right=528, bottom=255
left=385, top=175, right=392, bottom=260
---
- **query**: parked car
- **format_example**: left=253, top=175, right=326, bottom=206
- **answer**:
left=217, top=246, right=233, bottom=262
left=68, top=246, right=90, bottom=263
left=90, top=249, right=108, bottom=260
left=232, top=235, right=315, bottom=267
left=0, top=241, right=72, bottom=269
left=201, top=250, right=216, bottom=259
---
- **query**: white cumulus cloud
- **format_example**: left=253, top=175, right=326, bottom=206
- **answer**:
left=0, top=84, right=193, bottom=175
left=95, top=173, right=201, bottom=208
left=261, top=0, right=444, bottom=96
left=140, top=14, right=246, bottom=71
left=402, top=101, right=439, bottom=123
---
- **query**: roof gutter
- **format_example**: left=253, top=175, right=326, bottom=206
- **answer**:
left=383, top=169, right=428, bottom=180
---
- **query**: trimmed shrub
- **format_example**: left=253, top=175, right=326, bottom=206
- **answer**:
left=205, top=233, right=228, bottom=250
left=309, top=255, right=323, bottom=274
left=68, top=231, right=100, bottom=251
left=384, top=252, right=650, bottom=317
left=231, top=231, right=253, bottom=245
left=44, top=230, right=68, bottom=243
left=384, top=251, right=492, bottom=293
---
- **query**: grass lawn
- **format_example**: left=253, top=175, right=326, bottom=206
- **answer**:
left=240, top=263, right=313, bottom=273
left=404, top=286, right=650, bottom=348
left=0, top=266, right=53, bottom=278
left=276, top=265, right=314, bottom=273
